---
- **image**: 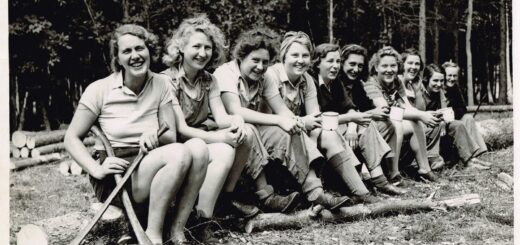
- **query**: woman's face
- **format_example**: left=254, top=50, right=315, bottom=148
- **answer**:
left=182, top=31, right=213, bottom=71
left=342, top=53, right=364, bottom=80
left=239, top=48, right=270, bottom=83
left=403, top=54, right=421, bottom=81
left=117, top=34, right=150, bottom=78
left=375, top=55, right=398, bottom=85
left=427, top=71, right=444, bottom=93
left=283, top=42, right=311, bottom=79
left=318, top=51, right=341, bottom=82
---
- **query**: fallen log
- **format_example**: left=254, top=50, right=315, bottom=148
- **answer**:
left=16, top=209, right=127, bottom=245
left=58, top=159, right=72, bottom=176
left=26, top=129, right=67, bottom=149
left=10, top=153, right=65, bottom=170
left=31, top=137, right=95, bottom=158
left=245, top=194, right=480, bottom=233
left=497, top=172, right=513, bottom=189
left=476, top=118, right=513, bottom=150
left=20, top=147, right=30, bottom=158
left=12, top=131, right=42, bottom=148
left=11, top=144, right=20, bottom=158
left=467, top=105, right=513, bottom=112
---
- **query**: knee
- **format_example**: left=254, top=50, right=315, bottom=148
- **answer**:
left=242, top=124, right=257, bottom=146
left=184, top=138, right=209, bottom=170
left=163, top=143, right=192, bottom=174
left=212, top=143, right=236, bottom=170
left=319, top=130, right=342, bottom=150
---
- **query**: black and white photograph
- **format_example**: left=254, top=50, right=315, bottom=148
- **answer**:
left=6, top=0, right=515, bottom=244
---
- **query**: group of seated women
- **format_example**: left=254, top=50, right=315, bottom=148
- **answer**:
left=64, top=14, right=491, bottom=244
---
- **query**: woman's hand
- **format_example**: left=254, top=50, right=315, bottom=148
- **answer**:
left=301, top=112, right=322, bottom=131
left=92, top=156, right=129, bottom=180
left=367, top=106, right=390, bottom=121
left=218, top=127, right=241, bottom=147
left=139, top=130, right=159, bottom=153
left=345, top=124, right=359, bottom=149
left=278, top=116, right=301, bottom=135
left=348, top=112, right=372, bottom=126
left=420, top=111, right=442, bottom=127
left=230, top=115, right=247, bottom=144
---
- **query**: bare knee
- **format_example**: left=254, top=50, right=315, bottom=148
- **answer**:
left=184, top=138, right=209, bottom=170
left=209, top=143, right=235, bottom=171
left=163, top=143, right=192, bottom=174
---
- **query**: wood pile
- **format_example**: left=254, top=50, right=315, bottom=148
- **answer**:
left=10, top=129, right=98, bottom=173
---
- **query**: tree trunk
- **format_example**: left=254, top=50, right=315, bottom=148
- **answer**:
left=498, top=0, right=508, bottom=104
left=433, top=0, right=440, bottom=64
left=26, top=129, right=67, bottom=149
left=31, top=137, right=96, bottom=158
left=10, top=153, right=65, bottom=170
left=329, top=0, right=334, bottom=43
left=17, top=91, right=29, bottom=131
left=476, top=118, right=513, bottom=150
left=245, top=194, right=481, bottom=233
left=505, top=3, right=512, bottom=104
left=466, top=0, right=474, bottom=106
left=419, top=0, right=426, bottom=62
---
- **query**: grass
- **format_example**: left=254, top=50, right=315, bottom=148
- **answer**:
left=9, top=146, right=513, bottom=244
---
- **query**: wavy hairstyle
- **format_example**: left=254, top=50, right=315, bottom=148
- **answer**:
left=401, top=48, right=424, bottom=72
left=422, top=63, right=444, bottom=87
left=162, top=14, right=227, bottom=70
left=232, top=27, right=280, bottom=63
left=368, top=46, right=402, bottom=76
left=109, top=24, right=159, bottom=73
left=311, top=43, right=340, bottom=76
left=279, top=31, right=314, bottom=62
left=441, top=60, right=460, bottom=73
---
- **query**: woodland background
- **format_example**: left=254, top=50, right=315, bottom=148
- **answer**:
left=9, top=0, right=512, bottom=133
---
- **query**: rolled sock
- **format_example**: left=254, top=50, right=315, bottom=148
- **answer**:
left=371, top=174, right=389, bottom=188
left=329, top=151, right=369, bottom=196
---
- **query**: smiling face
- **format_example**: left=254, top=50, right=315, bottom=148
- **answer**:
left=117, top=34, right=150, bottom=79
left=342, top=53, right=364, bottom=80
left=444, top=67, right=459, bottom=87
left=182, top=31, right=213, bottom=72
left=427, top=71, right=444, bottom=93
left=375, top=55, right=398, bottom=85
left=283, top=42, right=311, bottom=81
left=318, top=51, right=341, bottom=83
left=239, top=48, right=270, bottom=83
left=403, top=55, right=421, bottom=81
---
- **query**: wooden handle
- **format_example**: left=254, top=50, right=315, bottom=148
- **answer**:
left=70, top=124, right=169, bottom=245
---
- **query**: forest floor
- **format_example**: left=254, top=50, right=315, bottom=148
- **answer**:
left=9, top=112, right=514, bottom=245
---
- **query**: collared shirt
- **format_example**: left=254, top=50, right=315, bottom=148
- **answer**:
left=311, top=72, right=353, bottom=114
left=213, top=60, right=279, bottom=111
left=413, top=84, right=448, bottom=112
left=161, top=66, right=220, bottom=127
left=400, top=75, right=421, bottom=106
left=263, top=63, right=317, bottom=116
left=79, top=71, right=174, bottom=148
left=364, top=76, right=407, bottom=107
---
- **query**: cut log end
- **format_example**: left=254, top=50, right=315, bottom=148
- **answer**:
left=17, top=224, right=49, bottom=245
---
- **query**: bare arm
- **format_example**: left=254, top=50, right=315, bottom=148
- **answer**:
left=157, top=101, right=177, bottom=144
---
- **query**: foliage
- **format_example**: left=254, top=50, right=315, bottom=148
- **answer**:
left=8, top=0, right=511, bottom=132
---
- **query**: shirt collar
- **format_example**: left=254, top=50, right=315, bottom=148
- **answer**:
left=277, top=63, right=306, bottom=88
left=318, top=76, right=331, bottom=91
left=111, top=70, right=153, bottom=89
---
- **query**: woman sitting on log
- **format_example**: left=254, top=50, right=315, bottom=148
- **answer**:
left=161, top=15, right=271, bottom=241
left=308, top=43, right=406, bottom=196
left=363, top=46, right=439, bottom=183
left=259, top=31, right=382, bottom=206
left=215, top=28, right=350, bottom=211
left=399, top=48, right=445, bottom=170
left=416, top=63, right=491, bottom=169
left=213, top=28, right=302, bottom=214
left=64, top=24, right=208, bottom=245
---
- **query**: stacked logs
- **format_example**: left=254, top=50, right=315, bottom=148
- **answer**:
left=10, top=129, right=97, bottom=173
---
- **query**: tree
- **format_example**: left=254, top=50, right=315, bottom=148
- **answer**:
left=466, top=0, right=474, bottom=106
left=419, top=0, right=426, bottom=62
left=498, top=0, right=508, bottom=104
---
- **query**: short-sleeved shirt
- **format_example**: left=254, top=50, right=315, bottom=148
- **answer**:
left=161, top=66, right=220, bottom=127
left=364, top=76, right=407, bottom=107
left=213, top=60, right=279, bottom=111
left=263, top=63, right=317, bottom=116
left=400, top=76, right=422, bottom=107
left=79, top=71, right=174, bottom=148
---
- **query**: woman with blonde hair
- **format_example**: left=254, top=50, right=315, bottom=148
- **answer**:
left=364, top=46, right=439, bottom=183
left=65, top=24, right=208, bottom=245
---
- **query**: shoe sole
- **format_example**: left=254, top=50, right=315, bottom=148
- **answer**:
left=329, top=197, right=351, bottom=211
left=280, top=192, right=301, bottom=213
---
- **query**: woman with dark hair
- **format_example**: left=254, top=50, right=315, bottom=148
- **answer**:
left=364, top=46, right=439, bottom=183
left=400, top=48, right=445, bottom=170
left=418, top=63, right=490, bottom=169
left=64, top=24, right=208, bottom=245
left=309, top=43, right=407, bottom=195
left=258, top=31, right=382, bottom=206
